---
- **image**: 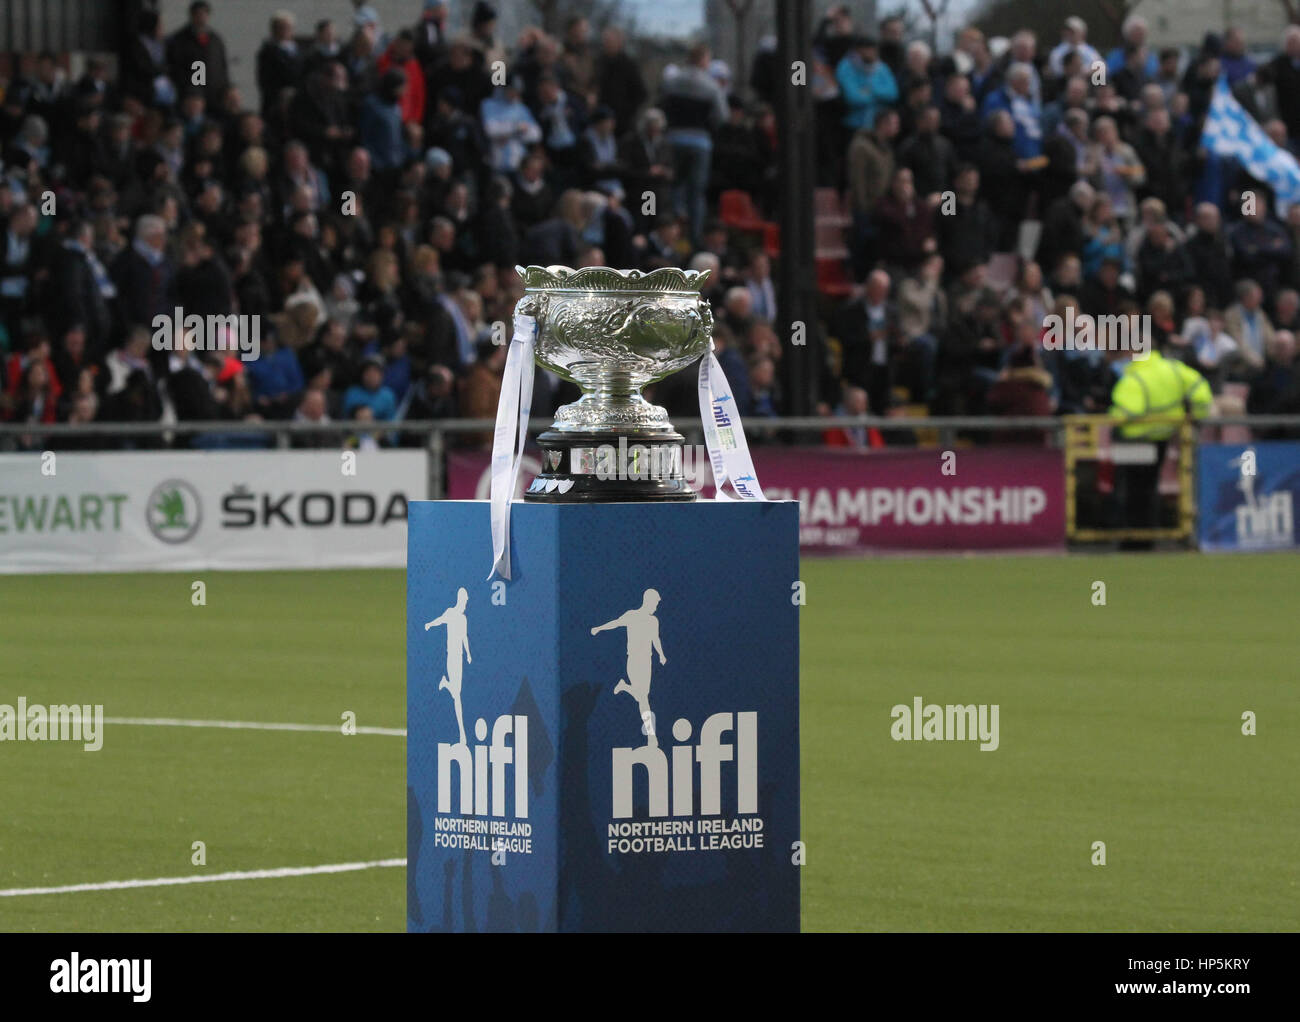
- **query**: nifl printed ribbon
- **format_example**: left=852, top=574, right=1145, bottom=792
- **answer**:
left=488, top=313, right=535, bottom=580
left=698, top=340, right=767, bottom=501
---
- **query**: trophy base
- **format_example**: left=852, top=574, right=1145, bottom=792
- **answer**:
left=523, top=430, right=697, bottom=502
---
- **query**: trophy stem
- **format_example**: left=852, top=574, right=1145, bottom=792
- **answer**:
left=579, top=370, right=638, bottom=401
left=551, top=389, right=673, bottom=434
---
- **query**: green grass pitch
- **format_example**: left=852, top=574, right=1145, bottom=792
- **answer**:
left=1, top=555, right=1296, bottom=931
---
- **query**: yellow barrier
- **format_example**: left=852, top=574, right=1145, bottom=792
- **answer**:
left=1063, top=414, right=1196, bottom=543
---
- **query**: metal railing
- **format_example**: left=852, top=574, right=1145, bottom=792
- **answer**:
left=3, top=415, right=1299, bottom=504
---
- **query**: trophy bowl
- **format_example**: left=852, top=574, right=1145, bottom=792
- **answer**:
left=515, top=264, right=713, bottom=502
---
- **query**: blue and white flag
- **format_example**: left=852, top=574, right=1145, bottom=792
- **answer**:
left=1202, top=77, right=1300, bottom=206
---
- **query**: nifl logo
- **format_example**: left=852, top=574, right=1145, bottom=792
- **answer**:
left=437, top=713, right=528, bottom=817
left=1228, top=450, right=1294, bottom=548
left=712, top=402, right=733, bottom=429
left=426, top=588, right=529, bottom=818
left=612, top=711, right=757, bottom=818
left=591, top=590, right=759, bottom=820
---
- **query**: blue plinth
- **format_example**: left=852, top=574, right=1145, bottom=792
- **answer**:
left=406, top=499, right=801, bottom=932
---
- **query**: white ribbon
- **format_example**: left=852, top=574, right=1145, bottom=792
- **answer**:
left=488, top=313, right=536, bottom=580
left=698, top=340, right=767, bottom=501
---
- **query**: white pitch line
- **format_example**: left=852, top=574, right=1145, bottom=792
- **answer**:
left=103, top=716, right=406, bottom=737
left=0, top=858, right=407, bottom=897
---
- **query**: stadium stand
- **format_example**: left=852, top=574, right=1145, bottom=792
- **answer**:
left=1, top=4, right=1299, bottom=454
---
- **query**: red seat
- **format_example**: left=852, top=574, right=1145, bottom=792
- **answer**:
left=814, top=187, right=851, bottom=227
left=719, top=190, right=769, bottom=232
left=816, top=258, right=854, bottom=299
left=763, top=222, right=781, bottom=257
left=814, top=221, right=848, bottom=259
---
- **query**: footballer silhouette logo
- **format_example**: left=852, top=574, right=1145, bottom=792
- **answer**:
left=425, top=587, right=471, bottom=745
left=591, top=588, right=666, bottom=747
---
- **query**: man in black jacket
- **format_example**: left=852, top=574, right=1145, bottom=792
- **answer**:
left=1247, top=330, right=1300, bottom=420
left=475, top=178, right=520, bottom=272
left=938, top=73, right=983, bottom=162
left=111, top=215, right=175, bottom=376
left=1185, top=202, right=1235, bottom=308
left=1080, top=257, right=1135, bottom=318
left=939, top=286, right=1005, bottom=414
left=976, top=110, right=1027, bottom=251
left=1037, top=180, right=1093, bottom=278
left=1269, top=27, right=1300, bottom=143
left=256, top=12, right=303, bottom=118
left=937, top=164, right=997, bottom=277
left=167, top=2, right=230, bottom=104
left=594, top=27, right=647, bottom=137
left=51, top=323, right=106, bottom=402
left=121, top=9, right=171, bottom=108
left=0, top=203, right=43, bottom=341
left=425, top=87, right=489, bottom=189
left=426, top=39, right=491, bottom=118
left=1133, top=106, right=1187, bottom=216
left=413, top=0, right=451, bottom=80
left=899, top=106, right=957, bottom=199
left=1134, top=220, right=1193, bottom=303
left=618, top=108, right=673, bottom=232
left=834, top=269, right=901, bottom=416
left=288, top=62, right=355, bottom=180
left=50, top=219, right=112, bottom=351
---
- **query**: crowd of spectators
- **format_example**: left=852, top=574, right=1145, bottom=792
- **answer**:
left=1, top=2, right=1299, bottom=452
left=805, top=10, right=1300, bottom=433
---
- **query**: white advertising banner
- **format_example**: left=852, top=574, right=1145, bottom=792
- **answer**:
left=0, top=450, right=425, bottom=574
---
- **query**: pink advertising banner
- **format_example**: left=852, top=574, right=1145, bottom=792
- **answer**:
left=446, top=446, right=1066, bottom=553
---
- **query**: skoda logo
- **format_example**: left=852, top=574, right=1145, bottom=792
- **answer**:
left=146, top=479, right=202, bottom=543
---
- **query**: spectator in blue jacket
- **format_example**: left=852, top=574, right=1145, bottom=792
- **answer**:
left=360, top=69, right=408, bottom=173
left=245, top=330, right=305, bottom=418
left=981, top=63, right=1042, bottom=159
left=836, top=35, right=899, bottom=131
left=1081, top=194, right=1126, bottom=278
left=363, top=332, right=412, bottom=402
left=711, top=315, right=752, bottom=415
left=343, top=355, right=397, bottom=419
left=1104, top=16, right=1159, bottom=78
left=481, top=79, right=541, bottom=173
left=1220, top=27, right=1257, bottom=86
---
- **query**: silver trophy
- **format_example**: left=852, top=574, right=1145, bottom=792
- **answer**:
left=515, top=265, right=713, bottom=501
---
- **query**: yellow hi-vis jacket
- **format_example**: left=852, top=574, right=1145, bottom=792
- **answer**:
left=1108, top=349, right=1213, bottom=441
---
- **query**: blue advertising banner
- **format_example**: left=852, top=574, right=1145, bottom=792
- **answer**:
left=407, top=499, right=801, bottom=932
left=1197, top=442, right=1300, bottom=551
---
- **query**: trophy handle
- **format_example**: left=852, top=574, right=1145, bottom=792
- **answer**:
left=697, top=298, right=714, bottom=337
left=515, top=292, right=548, bottom=325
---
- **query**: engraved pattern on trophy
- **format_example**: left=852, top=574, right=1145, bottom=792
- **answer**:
left=522, top=266, right=712, bottom=430
left=553, top=403, right=670, bottom=428
left=516, top=265, right=712, bottom=502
